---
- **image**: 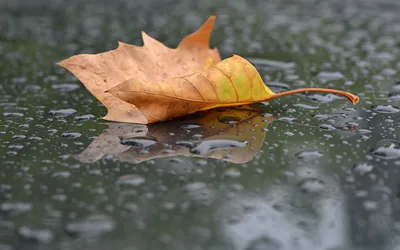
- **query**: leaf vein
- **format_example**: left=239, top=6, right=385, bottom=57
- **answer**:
left=197, top=73, right=219, bottom=102
left=212, top=65, right=239, bottom=101
left=136, top=82, right=162, bottom=122
left=179, top=76, right=205, bottom=101
left=123, top=90, right=252, bottom=106
left=243, top=65, right=254, bottom=100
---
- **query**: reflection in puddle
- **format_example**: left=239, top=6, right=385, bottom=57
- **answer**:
left=217, top=166, right=348, bottom=250
left=119, top=136, right=158, bottom=148
left=74, top=107, right=275, bottom=164
left=190, top=140, right=248, bottom=155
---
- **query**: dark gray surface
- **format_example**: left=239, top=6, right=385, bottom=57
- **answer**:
left=1, top=0, right=400, bottom=249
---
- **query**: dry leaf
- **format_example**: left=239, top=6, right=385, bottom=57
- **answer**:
left=58, top=16, right=359, bottom=124
left=74, top=107, right=274, bottom=164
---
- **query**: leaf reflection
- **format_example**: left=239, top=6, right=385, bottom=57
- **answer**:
left=75, top=106, right=275, bottom=164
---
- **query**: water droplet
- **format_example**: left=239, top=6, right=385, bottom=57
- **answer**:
left=116, top=175, right=145, bottom=187
left=19, top=124, right=29, bottom=129
left=381, top=68, right=397, bottom=77
left=344, top=80, right=354, bottom=86
left=293, top=103, right=318, bottom=110
left=295, top=150, right=323, bottom=160
left=297, top=178, right=325, bottom=194
left=176, top=140, right=196, bottom=149
left=185, top=185, right=215, bottom=205
left=319, top=124, right=336, bottom=131
left=357, top=129, right=372, bottom=134
left=18, top=226, right=53, bottom=244
left=52, top=171, right=71, bottom=179
left=223, top=168, right=241, bottom=178
left=363, top=200, right=378, bottom=211
left=191, top=140, right=247, bottom=155
left=168, top=158, right=182, bottom=164
left=278, top=117, right=296, bottom=122
left=370, top=52, right=393, bottom=62
left=246, top=236, right=282, bottom=250
left=0, top=202, right=32, bottom=215
left=284, top=131, right=295, bottom=136
left=218, top=114, right=241, bottom=124
left=372, top=105, right=400, bottom=114
left=161, top=202, right=175, bottom=210
left=182, top=63, right=189, bottom=70
left=11, top=135, right=26, bottom=140
left=317, top=71, right=345, bottom=81
left=65, top=214, right=116, bottom=237
left=306, top=93, right=341, bottom=103
left=313, top=114, right=329, bottom=120
left=29, top=136, right=42, bottom=141
left=370, top=140, right=400, bottom=159
left=180, top=123, right=201, bottom=129
left=0, top=184, right=12, bottom=192
left=195, top=159, right=208, bottom=166
left=52, top=194, right=67, bottom=202
left=183, top=182, right=207, bottom=192
left=124, top=203, right=138, bottom=212
left=353, top=163, right=374, bottom=175
left=120, top=136, right=157, bottom=148
left=61, top=132, right=82, bottom=139
left=24, top=85, right=41, bottom=92
left=48, top=129, right=58, bottom=134
left=0, top=244, right=12, bottom=250
left=52, top=83, right=80, bottom=92
left=263, top=113, right=274, bottom=117
left=3, top=112, right=24, bottom=118
left=388, top=94, right=400, bottom=102
left=48, top=108, right=77, bottom=117
left=74, top=114, right=95, bottom=121
left=8, top=145, right=24, bottom=150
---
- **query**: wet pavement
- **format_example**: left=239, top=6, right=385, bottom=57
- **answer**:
left=1, top=0, right=400, bottom=249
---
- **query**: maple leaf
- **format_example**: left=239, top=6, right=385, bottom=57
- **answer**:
left=58, top=16, right=359, bottom=124
left=74, top=107, right=274, bottom=164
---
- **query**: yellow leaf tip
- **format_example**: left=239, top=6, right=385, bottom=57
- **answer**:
left=202, top=15, right=216, bottom=26
left=56, top=60, right=66, bottom=67
left=231, top=54, right=246, bottom=60
left=117, top=41, right=130, bottom=48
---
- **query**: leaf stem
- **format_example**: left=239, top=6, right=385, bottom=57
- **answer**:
left=270, top=88, right=360, bottom=104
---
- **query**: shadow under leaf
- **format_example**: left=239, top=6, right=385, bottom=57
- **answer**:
left=75, top=106, right=275, bottom=164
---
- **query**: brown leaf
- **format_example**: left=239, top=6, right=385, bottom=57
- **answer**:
left=58, top=16, right=220, bottom=123
left=58, top=16, right=359, bottom=124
